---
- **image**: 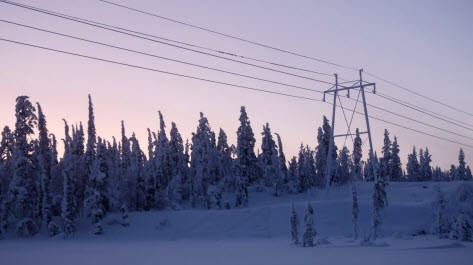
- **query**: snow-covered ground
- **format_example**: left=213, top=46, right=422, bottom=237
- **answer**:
left=1, top=182, right=472, bottom=265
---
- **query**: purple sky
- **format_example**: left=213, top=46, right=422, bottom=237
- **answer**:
left=1, top=0, right=473, bottom=169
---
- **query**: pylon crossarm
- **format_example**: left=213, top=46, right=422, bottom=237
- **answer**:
left=325, top=82, right=375, bottom=93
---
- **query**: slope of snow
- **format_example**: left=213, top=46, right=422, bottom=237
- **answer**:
left=0, top=182, right=472, bottom=265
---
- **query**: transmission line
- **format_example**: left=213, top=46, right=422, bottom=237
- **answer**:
left=371, top=92, right=473, bottom=132
left=5, top=17, right=472, bottom=141
left=0, top=0, right=334, bottom=86
left=0, top=37, right=324, bottom=102
left=0, top=0, right=334, bottom=78
left=0, top=19, right=326, bottom=95
left=1, top=37, right=472, bottom=149
left=69, top=2, right=334, bottom=77
left=373, top=91, right=473, bottom=128
left=96, top=0, right=359, bottom=71
left=366, top=100, right=473, bottom=140
left=92, top=0, right=473, bottom=119
left=365, top=71, right=473, bottom=118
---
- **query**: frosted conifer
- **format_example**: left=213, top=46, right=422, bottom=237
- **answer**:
left=236, top=106, right=258, bottom=184
left=390, top=136, right=402, bottom=181
left=7, top=96, right=38, bottom=235
left=352, top=128, right=363, bottom=182
left=450, top=214, right=472, bottom=242
left=302, top=202, right=316, bottom=247
left=290, top=201, right=299, bottom=245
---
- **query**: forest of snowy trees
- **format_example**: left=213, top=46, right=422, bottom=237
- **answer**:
left=0, top=95, right=472, bottom=238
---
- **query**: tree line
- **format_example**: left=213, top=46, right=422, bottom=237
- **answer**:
left=0, top=95, right=471, bottom=238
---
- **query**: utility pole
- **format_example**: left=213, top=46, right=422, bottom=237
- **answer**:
left=324, top=69, right=377, bottom=190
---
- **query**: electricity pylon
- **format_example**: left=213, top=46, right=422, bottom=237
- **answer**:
left=323, top=69, right=377, bottom=190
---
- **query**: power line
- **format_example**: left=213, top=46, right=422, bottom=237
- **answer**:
left=371, top=92, right=473, bottom=132
left=1, top=37, right=472, bottom=149
left=0, top=0, right=335, bottom=78
left=365, top=71, right=473, bottom=118
left=0, top=37, right=323, bottom=102
left=365, top=100, right=473, bottom=140
left=93, top=0, right=473, bottom=119
left=374, top=91, right=473, bottom=128
left=0, top=0, right=334, bottom=86
left=96, top=0, right=359, bottom=71
left=75, top=3, right=334, bottom=77
left=0, top=19, right=326, bottom=95
left=6, top=18, right=472, bottom=141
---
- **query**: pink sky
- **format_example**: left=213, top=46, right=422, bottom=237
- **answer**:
left=1, top=0, right=473, bottom=169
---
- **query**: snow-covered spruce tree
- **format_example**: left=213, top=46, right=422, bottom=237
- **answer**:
left=61, top=120, right=75, bottom=238
left=168, top=122, right=188, bottom=205
left=305, top=146, right=317, bottom=189
left=379, top=129, right=392, bottom=181
left=49, top=133, right=62, bottom=200
left=7, top=96, right=39, bottom=236
left=147, top=128, right=155, bottom=164
left=236, top=106, right=258, bottom=184
left=155, top=111, right=172, bottom=209
left=435, top=187, right=449, bottom=238
left=61, top=155, right=75, bottom=238
left=466, top=166, right=473, bottom=181
left=314, top=127, right=327, bottom=187
left=119, top=121, right=134, bottom=210
left=217, top=128, right=235, bottom=192
left=322, top=116, right=338, bottom=186
left=352, top=184, right=359, bottom=239
left=190, top=113, right=216, bottom=208
left=420, top=148, right=432, bottom=181
left=260, top=123, right=282, bottom=196
left=144, top=128, right=156, bottom=211
left=0, top=127, right=12, bottom=234
left=37, top=103, right=54, bottom=235
left=457, top=149, right=467, bottom=180
left=352, top=128, right=363, bottom=182
left=184, top=139, right=192, bottom=197
left=390, top=136, right=403, bottom=181
left=286, top=157, right=299, bottom=193
left=130, top=133, right=145, bottom=211
left=84, top=138, right=109, bottom=235
left=0, top=126, right=15, bottom=233
left=0, top=126, right=15, bottom=198
left=406, top=146, right=420, bottom=182
left=85, top=94, right=96, bottom=172
left=334, top=146, right=350, bottom=185
left=302, top=202, right=316, bottom=247
left=450, top=214, right=472, bottom=242
left=372, top=179, right=387, bottom=240
left=419, top=148, right=425, bottom=180
left=275, top=133, right=288, bottom=180
left=449, top=165, right=457, bottom=181
left=297, top=144, right=309, bottom=192
left=106, top=137, right=121, bottom=212
left=207, top=130, right=220, bottom=188
left=121, top=121, right=131, bottom=168
left=69, top=122, right=86, bottom=215
left=290, top=201, right=299, bottom=245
